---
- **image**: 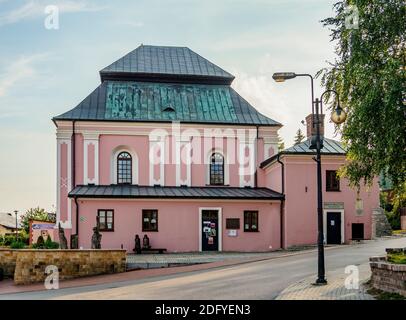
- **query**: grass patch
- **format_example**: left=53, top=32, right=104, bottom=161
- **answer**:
left=387, top=253, right=406, bottom=264
left=392, top=230, right=406, bottom=235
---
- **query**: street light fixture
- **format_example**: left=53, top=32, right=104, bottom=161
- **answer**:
left=272, top=72, right=346, bottom=285
left=14, top=210, right=18, bottom=242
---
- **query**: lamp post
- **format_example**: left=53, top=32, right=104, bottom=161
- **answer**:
left=272, top=72, right=346, bottom=285
left=14, top=210, right=18, bottom=242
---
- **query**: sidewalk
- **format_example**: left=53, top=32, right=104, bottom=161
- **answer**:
left=276, top=263, right=374, bottom=300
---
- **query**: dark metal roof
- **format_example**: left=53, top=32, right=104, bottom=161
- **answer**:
left=260, top=137, right=346, bottom=168
left=53, top=81, right=281, bottom=126
left=100, top=45, right=235, bottom=84
left=68, top=185, right=284, bottom=200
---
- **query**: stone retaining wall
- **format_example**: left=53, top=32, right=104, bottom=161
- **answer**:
left=0, top=249, right=126, bottom=285
left=369, top=256, right=406, bottom=297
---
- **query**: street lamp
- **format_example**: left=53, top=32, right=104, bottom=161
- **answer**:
left=273, top=72, right=346, bottom=285
left=14, top=210, right=18, bottom=242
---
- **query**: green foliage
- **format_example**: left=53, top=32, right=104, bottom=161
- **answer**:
left=20, top=207, right=55, bottom=233
left=32, top=235, right=59, bottom=249
left=10, top=241, right=25, bottom=249
left=278, top=136, right=285, bottom=151
left=319, top=1, right=406, bottom=192
left=0, top=234, right=21, bottom=246
left=386, top=210, right=401, bottom=230
left=388, top=253, right=406, bottom=264
left=294, top=128, right=305, bottom=145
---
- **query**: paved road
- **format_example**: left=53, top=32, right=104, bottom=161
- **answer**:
left=3, top=237, right=405, bottom=300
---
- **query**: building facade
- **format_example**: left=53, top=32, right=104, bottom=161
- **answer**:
left=53, top=45, right=379, bottom=252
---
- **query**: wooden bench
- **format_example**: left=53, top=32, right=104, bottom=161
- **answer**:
left=139, top=248, right=167, bottom=254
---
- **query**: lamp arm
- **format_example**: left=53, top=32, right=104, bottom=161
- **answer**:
left=320, top=89, right=340, bottom=114
left=295, top=74, right=315, bottom=115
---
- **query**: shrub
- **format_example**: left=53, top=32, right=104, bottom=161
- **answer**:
left=388, top=253, right=406, bottom=264
left=10, top=241, right=25, bottom=249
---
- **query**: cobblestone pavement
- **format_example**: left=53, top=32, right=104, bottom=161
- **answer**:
left=126, top=246, right=322, bottom=266
left=276, top=263, right=374, bottom=300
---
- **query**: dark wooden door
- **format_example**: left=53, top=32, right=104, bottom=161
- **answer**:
left=201, top=210, right=219, bottom=251
left=326, top=212, right=341, bottom=244
left=351, top=223, right=364, bottom=240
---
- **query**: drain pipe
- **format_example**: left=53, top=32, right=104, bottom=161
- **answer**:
left=254, top=126, right=259, bottom=188
left=71, top=120, right=79, bottom=247
left=277, top=154, right=285, bottom=249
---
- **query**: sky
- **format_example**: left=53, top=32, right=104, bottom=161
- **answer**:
left=0, top=0, right=339, bottom=214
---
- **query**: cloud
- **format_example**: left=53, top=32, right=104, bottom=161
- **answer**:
left=0, top=0, right=106, bottom=26
left=0, top=53, right=48, bottom=97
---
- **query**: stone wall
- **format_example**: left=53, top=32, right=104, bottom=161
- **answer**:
left=0, top=249, right=18, bottom=277
left=369, top=256, right=406, bottom=297
left=371, top=207, right=392, bottom=238
left=0, top=249, right=126, bottom=285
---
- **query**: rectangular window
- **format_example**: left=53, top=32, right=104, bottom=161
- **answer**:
left=97, top=209, right=114, bottom=231
left=326, top=170, right=340, bottom=191
left=142, top=209, right=158, bottom=232
left=244, top=211, right=259, bottom=232
left=226, top=218, right=240, bottom=229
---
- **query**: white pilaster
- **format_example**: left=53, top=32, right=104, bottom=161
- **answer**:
left=83, top=132, right=100, bottom=185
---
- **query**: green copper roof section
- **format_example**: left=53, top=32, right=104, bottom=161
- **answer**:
left=54, top=81, right=281, bottom=126
left=105, top=82, right=238, bottom=122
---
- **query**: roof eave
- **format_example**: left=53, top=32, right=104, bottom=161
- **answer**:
left=99, top=71, right=235, bottom=85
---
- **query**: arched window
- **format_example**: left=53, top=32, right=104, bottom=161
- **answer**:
left=117, top=152, right=132, bottom=184
left=210, top=153, right=224, bottom=185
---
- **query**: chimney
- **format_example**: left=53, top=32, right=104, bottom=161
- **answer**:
left=305, top=114, right=325, bottom=138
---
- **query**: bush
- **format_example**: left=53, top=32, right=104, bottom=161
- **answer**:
left=386, top=210, right=401, bottom=230
left=10, top=241, right=25, bottom=249
left=32, top=236, right=59, bottom=249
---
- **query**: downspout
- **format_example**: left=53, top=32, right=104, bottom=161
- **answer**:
left=74, top=196, right=79, bottom=245
left=71, top=120, right=79, bottom=246
left=254, top=126, right=259, bottom=188
left=277, top=154, right=285, bottom=249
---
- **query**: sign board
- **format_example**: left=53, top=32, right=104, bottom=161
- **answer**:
left=323, top=202, right=344, bottom=210
left=227, top=230, right=238, bottom=237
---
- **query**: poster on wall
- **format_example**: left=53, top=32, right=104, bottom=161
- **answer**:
left=29, top=220, right=56, bottom=245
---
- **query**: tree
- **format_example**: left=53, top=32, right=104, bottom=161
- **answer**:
left=278, top=136, right=285, bottom=151
left=294, top=128, right=305, bottom=145
left=20, top=207, right=55, bottom=233
left=319, top=0, right=405, bottom=193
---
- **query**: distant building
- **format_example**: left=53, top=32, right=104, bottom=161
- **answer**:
left=0, top=212, right=20, bottom=236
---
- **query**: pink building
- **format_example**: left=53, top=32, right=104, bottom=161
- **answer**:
left=53, top=45, right=379, bottom=252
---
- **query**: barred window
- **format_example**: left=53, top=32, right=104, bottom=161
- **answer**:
left=210, top=153, right=224, bottom=185
left=117, top=152, right=132, bottom=184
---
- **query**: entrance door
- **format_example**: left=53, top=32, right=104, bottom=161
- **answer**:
left=352, top=223, right=364, bottom=240
left=201, top=210, right=219, bottom=251
left=326, top=212, right=341, bottom=244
